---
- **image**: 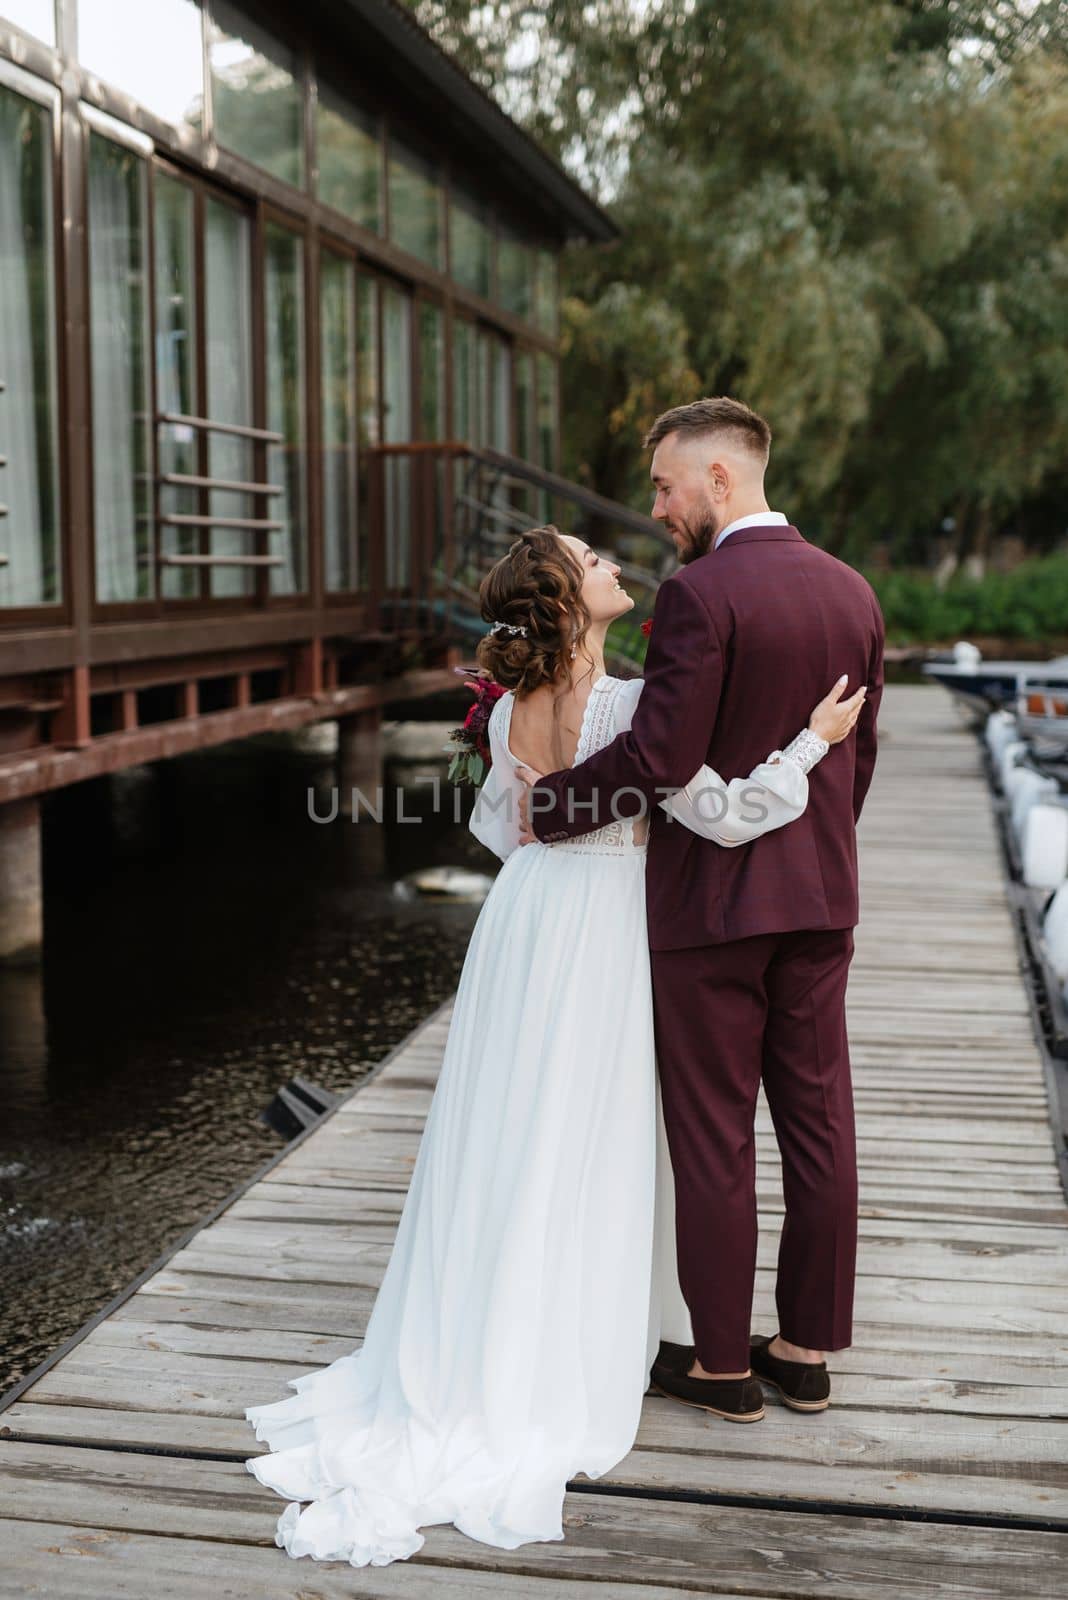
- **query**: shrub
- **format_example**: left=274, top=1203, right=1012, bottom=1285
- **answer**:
left=867, top=557, right=1068, bottom=644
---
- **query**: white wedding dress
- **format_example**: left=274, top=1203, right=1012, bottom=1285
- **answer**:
left=244, top=672, right=824, bottom=1566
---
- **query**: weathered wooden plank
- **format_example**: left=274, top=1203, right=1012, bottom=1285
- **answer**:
left=230, top=1170, right=1066, bottom=1215
left=72, top=1317, right=1068, bottom=1384
left=0, top=1520, right=747, bottom=1600
left=226, top=1180, right=1068, bottom=1230
left=310, top=1112, right=1057, bottom=1155
left=108, top=1285, right=1068, bottom=1353
left=169, top=1228, right=1068, bottom=1290
left=21, top=1347, right=1067, bottom=1424
left=1, top=1438, right=1064, bottom=1550
left=604, top=1433, right=1068, bottom=1524
left=266, top=1148, right=1063, bottom=1205
left=1, top=1451, right=1066, bottom=1597
left=192, top=1209, right=1068, bottom=1256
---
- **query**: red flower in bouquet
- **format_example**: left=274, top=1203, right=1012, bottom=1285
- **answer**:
left=445, top=668, right=506, bottom=787
left=641, top=618, right=654, bottom=636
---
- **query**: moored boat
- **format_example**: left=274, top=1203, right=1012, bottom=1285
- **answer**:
left=924, top=640, right=1068, bottom=719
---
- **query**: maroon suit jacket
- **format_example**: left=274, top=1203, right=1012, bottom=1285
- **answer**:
left=530, top=524, right=885, bottom=951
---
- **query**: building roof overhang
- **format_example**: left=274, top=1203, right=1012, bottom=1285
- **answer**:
left=327, top=0, right=619, bottom=244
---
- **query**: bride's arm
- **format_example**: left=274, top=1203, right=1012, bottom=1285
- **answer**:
left=468, top=697, right=523, bottom=862
left=610, top=674, right=864, bottom=847
left=662, top=731, right=826, bottom=847
left=663, top=674, right=866, bottom=845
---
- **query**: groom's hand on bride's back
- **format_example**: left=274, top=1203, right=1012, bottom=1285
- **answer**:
left=514, top=764, right=545, bottom=845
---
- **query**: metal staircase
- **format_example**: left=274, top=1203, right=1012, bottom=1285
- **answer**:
left=438, top=446, right=673, bottom=674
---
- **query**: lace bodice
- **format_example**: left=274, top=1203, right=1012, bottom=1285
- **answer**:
left=549, top=677, right=647, bottom=854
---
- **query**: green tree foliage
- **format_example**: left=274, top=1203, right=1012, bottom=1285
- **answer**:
left=412, top=1, right=1067, bottom=568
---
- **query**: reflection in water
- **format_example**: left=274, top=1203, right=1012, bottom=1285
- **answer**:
left=0, top=734, right=492, bottom=1395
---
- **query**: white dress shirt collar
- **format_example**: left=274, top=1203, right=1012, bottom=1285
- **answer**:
left=714, top=510, right=788, bottom=550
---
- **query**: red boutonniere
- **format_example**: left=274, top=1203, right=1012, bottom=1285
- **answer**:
left=640, top=618, right=654, bottom=636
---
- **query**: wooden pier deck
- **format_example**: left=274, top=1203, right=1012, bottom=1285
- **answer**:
left=2, top=684, right=1067, bottom=1597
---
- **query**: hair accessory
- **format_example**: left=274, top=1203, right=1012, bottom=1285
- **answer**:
left=489, top=620, right=528, bottom=638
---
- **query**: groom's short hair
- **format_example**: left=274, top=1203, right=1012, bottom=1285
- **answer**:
left=643, top=397, right=771, bottom=466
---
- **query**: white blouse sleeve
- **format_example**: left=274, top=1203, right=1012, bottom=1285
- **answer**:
left=616, top=678, right=828, bottom=848
left=468, top=695, right=524, bottom=863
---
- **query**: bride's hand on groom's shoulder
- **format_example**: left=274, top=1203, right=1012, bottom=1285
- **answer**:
left=810, top=677, right=867, bottom=745
left=514, top=764, right=544, bottom=846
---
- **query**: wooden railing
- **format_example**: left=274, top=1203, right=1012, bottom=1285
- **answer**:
left=154, top=411, right=286, bottom=570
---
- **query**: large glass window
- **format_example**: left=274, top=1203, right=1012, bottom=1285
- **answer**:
left=78, top=1, right=204, bottom=132
left=536, top=350, right=557, bottom=517
left=381, top=282, right=413, bottom=588
left=514, top=348, right=537, bottom=517
left=536, top=352, right=556, bottom=466
left=515, top=351, right=535, bottom=462
left=478, top=329, right=511, bottom=519
left=493, top=340, right=511, bottom=453
left=154, top=171, right=199, bottom=598
left=497, top=229, right=534, bottom=323
left=317, top=83, right=380, bottom=233
left=449, top=189, right=491, bottom=299
left=419, top=303, right=445, bottom=441
left=388, top=138, right=440, bottom=269
left=452, top=317, right=479, bottom=447
left=419, top=301, right=446, bottom=566
left=320, top=248, right=357, bottom=592
left=3, top=2, right=55, bottom=45
left=88, top=133, right=152, bottom=602
left=204, top=195, right=254, bottom=597
left=0, top=84, right=60, bottom=608
left=356, top=274, right=379, bottom=592
left=534, top=248, right=558, bottom=339
left=208, top=3, right=303, bottom=188
left=479, top=329, right=511, bottom=454
left=265, top=222, right=306, bottom=596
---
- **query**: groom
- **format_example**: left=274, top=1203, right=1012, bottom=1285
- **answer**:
left=517, top=397, right=884, bottom=1423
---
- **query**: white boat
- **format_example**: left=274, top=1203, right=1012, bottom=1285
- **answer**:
left=1016, top=675, right=1068, bottom=760
left=923, top=641, right=1068, bottom=719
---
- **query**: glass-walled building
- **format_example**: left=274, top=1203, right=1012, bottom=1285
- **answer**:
left=0, top=0, right=613, bottom=756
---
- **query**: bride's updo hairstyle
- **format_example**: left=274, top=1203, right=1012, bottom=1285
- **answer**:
left=475, top=525, right=592, bottom=696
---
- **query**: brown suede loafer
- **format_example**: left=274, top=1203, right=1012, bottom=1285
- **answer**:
left=649, top=1360, right=765, bottom=1423
left=645, top=1340, right=694, bottom=1394
left=656, top=1340, right=696, bottom=1373
left=750, top=1333, right=831, bottom=1411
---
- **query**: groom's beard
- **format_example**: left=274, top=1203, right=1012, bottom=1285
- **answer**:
left=675, top=510, right=720, bottom=565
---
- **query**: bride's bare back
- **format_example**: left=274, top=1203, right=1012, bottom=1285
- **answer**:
left=509, top=673, right=649, bottom=844
left=507, top=678, right=598, bottom=775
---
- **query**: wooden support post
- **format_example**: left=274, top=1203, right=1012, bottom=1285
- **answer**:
left=338, top=706, right=384, bottom=816
left=120, top=689, right=138, bottom=732
left=52, top=664, right=91, bottom=749
left=293, top=638, right=323, bottom=698
left=0, top=796, right=42, bottom=965
left=182, top=680, right=198, bottom=719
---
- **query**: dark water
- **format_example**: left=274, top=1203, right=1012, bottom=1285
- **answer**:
left=0, top=731, right=492, bottom=1398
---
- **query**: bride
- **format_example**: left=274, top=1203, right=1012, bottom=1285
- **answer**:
left=244, top=524, right=864, bottom=1567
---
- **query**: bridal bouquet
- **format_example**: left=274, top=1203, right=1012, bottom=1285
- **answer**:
left=445, top=667, right=506, bottom=788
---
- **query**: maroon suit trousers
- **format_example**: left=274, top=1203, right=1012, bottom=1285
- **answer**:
left=650, top=927, right=858, bottom=1371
